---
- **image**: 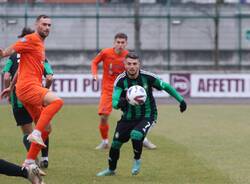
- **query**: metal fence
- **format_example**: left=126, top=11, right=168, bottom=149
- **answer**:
left=0, top=1, right=250, bottom=72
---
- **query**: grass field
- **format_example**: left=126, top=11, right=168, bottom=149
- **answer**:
left=0, top=104, right=249, bottom=184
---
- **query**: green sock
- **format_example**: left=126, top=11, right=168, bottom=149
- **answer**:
left=23, top=134, right=30, bottom=151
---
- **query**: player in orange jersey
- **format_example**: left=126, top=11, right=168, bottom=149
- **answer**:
left=0, top=15, right=64, bottom=171
left=91, top=33, right=156, bottom=150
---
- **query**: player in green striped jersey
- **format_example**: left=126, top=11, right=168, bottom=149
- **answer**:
left=97, top=52, right=187, bottom=176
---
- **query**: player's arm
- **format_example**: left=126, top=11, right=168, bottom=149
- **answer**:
left=112, top=86, right=124, bottom=109
left=0, top=70, right=17, bottom=100
left=44, top=59, right=54, bottom=89
left=153, top=78, right=187, bottom=112
left=2, top=59, right=13, bottom=88
left=0, top=46, right=15, bottom=59
left=91, top=50, right=104, bottom=80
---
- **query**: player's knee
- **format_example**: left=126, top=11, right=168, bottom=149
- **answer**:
left=130, top=130, right=144, bottom=141
left=111, top=140, right=123, bottom=149
left=56, top=98, right=64, bottom=107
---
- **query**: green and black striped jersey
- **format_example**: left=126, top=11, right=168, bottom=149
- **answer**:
left=112, top=70, right=184, bottom=121
left=2, top=53, right=53, bottom=109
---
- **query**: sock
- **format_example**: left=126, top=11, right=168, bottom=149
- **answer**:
left=143, top=137, right=148, bottom=144
left=103, top=139, right=108, bottom=144
left=23, top=134, right=31, bottom=151
left=35, top=99, right=63, bottom=132
left=99, top=122, right=109, bottom=140
left=27, top=130, right=49, bottom=160
left=108, top=147, right=120, bottom=171
left=0, top=159, right=28, bottom=178
left=131, top=139, right=143, bottom=160
left=41, top=137, right=49, bottom=157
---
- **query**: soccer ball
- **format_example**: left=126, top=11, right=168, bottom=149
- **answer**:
left=126, top=85, right=147, bottom=105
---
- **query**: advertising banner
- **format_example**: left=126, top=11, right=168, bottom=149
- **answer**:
left=1, top=73, right=250, bottom=98
left=191, top=74, right=250, bottom=97
left=50, top=74, right=171, bottom=98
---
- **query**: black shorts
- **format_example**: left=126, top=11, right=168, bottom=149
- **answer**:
left=12, top=107, right=33, bottom=126
left=112, top=119, right=155, bottom=143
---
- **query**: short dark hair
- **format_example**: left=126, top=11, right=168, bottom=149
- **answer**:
left=36, top=15, right=50, bottom=22
left=114, top=32, right=128, bottom=40
left=126, top=52, right=139, bottom=60
left=17, top=27, right=35, bottom=38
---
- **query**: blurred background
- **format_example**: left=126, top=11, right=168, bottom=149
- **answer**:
left=0, top=0, right=250, bottom=100
left=0, top=0, right=250, bottom=73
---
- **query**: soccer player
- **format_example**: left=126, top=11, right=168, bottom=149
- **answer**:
left=0, top=159, right=46, bottom=184
left=2, top=27, right=53, bottom=168
left=0, top=15, right=64, bottom=168
left=96, top=52, right=187, bottom=176
left=92, top=33, right=156, bottom=150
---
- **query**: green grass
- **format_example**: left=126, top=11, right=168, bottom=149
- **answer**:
left=0, top=104, right=249, bottom=184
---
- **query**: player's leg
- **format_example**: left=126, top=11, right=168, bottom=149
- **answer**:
left=96, top=93, right=112, bottom=150
left=13, top=107, right=33, bottom=151
left=0, top=159, right=28, bottom=178
left=35, top=91, right=63, bottom=133
left=130, top=119, right=155, bottom=175
left=143, top=122, right=157, bottom=150
left=97, top=120, right=132, bottom=176
left=0, top=159, right=45, bottom=183
left=21, top=92, right=59, bottom=164
left=40, top=124, right=51, bottom=169
left=27, top=90, right=63, bottom=147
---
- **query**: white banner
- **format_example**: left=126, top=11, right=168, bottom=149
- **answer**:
left=39, top=73, right=250, bottom=98
left=51, top=74, right=101, bottom=97
left=49, top=74, right=171, bottom=98
left=191, top=74, right=250, bottom=97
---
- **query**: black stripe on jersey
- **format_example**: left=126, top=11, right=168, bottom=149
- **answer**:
left=127, top=78, right=136, bottom=120
left=114, top=72, right=126, bottom=87
left=137, top=75, right=146, bottom=118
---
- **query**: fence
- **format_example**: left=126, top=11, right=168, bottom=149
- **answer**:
left=0, top=1, right=250, bottom=72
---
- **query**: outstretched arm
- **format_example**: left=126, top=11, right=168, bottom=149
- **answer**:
left=0, top=47, right=15, bottom=58
left=153, top=78, right=187, bottom=112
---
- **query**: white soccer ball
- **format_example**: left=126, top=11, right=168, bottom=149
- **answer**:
left=126, top=85, right=147, bottom=106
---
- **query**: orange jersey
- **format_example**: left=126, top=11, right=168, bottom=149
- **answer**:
left=12, top=33, right=45, bottom=91
left=91, top=48, right=128, bottom=94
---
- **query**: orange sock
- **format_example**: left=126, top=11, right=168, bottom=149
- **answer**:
left=27, top=130, right=49, bottom=160
left=35, top=99, right=64, bottom=132
left=99, top=122, right=109, bottom=140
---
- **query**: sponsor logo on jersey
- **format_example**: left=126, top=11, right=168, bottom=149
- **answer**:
left=20, top=38, right=27, bottom=42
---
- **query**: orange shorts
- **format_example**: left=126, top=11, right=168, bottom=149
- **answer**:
left=98, top=92, right=112, bottom=115
left=16, top=84, right=49, bottom=123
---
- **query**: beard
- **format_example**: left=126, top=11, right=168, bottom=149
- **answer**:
left=38, top=30, right=49, bottom=39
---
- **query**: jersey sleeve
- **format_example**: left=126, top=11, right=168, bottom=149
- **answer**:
left=12, top=36, right=33, bottom=53
left=2, top=58, right=13, bottom=73
left=91, top=50, right=104, bottom=76
left=153, top=77, right=184, bottom=103
left=44, top=59, right=54, bottom=76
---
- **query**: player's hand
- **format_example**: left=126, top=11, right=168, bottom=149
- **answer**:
left=93, top=75, right=98, bottom=81
left=179, top=100, right=187, bottom=113
left=0, top=87, right=11, bottom=100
